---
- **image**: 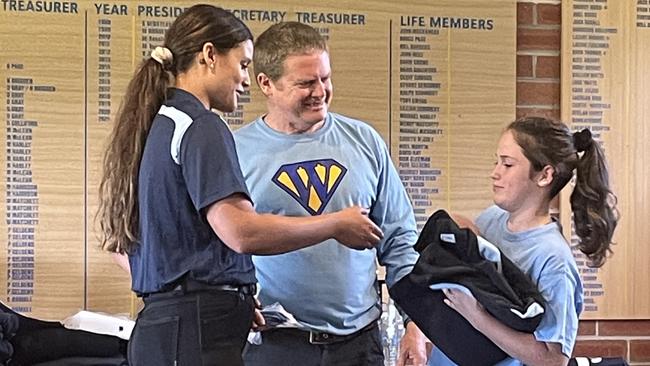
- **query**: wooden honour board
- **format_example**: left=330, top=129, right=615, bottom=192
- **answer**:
left=0, top=0, right=515, bottom=320
left=561, top=0, right=650, bottom=319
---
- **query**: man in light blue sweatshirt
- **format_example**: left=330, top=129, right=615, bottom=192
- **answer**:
left=234, top=21, right=429, bottom=366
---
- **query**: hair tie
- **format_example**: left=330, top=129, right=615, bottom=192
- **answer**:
left=151, top=46, right=173, bottom=68
left=573, top=128, right=593, bottom=153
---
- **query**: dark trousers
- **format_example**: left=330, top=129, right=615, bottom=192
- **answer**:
left=128, top=289, right=254, bottom=366
left=243, top=323, right=384, bottom=366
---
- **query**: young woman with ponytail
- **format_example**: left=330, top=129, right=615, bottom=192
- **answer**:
left=431, top=116, right=619, bottom=366
left=96, top=5, right=382, bottom=365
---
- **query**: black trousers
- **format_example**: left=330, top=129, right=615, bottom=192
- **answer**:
left=128, top=289, right=254, bottom=366
left=243, top=322, right=384, bottom=366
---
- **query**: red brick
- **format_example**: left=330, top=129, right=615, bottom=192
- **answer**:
left=516, top=81, right=560, bottom=106
left=517, top=2, right=534, bottom=25
left=536, top=55, right=560, bottom=79
left=516, top=107, right=560, bottom=120
left=537, top=4, right=561, bottom=25
left=600, top=320, right=650, bottom=336
left=517, top=28, right=561, bottom=51
left=517, top=55, right=533, bottom=77
left=572, top=340, right=627, bottom=358
left=631, top=340, right=650, bottom=362
left=578, top=320, right=597, bottom=336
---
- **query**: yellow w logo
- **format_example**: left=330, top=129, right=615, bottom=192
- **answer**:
left=272, top=159, right=347, bottom=215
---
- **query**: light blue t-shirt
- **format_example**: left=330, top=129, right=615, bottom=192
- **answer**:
left=234, top=112, right=419, bottom=335
left=429, top=205, right=583, bottom=365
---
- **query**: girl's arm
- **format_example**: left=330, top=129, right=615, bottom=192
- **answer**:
left=442, top=288, right=568, bottom=366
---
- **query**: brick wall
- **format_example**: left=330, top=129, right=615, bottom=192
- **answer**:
left=575, top=320, right=650, bottom=365
left=516, top=0, right=561, bottom=119
left=516, top=1, right=650, bottom=365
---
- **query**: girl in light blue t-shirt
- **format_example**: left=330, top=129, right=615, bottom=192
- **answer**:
left=430, top=117, right=619, bottom=366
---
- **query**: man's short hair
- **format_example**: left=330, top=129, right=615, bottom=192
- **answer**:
left=253, top=22, right=328, bottom=81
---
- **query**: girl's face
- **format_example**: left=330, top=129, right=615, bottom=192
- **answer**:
left=490, top=130, right=543, bottom=213
left=208, top=40, right=253, bottom=113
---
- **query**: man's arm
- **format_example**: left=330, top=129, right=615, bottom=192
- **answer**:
left=397, top=321, right=430, bottom=366
left=205, top=193, right=383, bottom=255
left=363, top=134, right=428, bottom=365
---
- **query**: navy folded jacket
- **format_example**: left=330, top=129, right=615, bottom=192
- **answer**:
left=389, top=210, right=546, bottom=366
left=0, top=302, right=126, bottom=365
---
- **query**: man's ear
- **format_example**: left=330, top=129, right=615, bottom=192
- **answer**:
left=536, top=165, right=555, bottom=188
left=257, top=73, right=273, bottom=96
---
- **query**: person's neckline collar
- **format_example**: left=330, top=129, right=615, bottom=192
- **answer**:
left=256, top=113, right=333, bottom=140
left=166, top=87, right=207, bottom=110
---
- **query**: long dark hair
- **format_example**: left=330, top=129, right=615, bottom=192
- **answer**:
left=97, top=5, right=252, bottom=253
left=508, top=117, right=619, bottom=267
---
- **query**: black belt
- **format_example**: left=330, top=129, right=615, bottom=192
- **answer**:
left=303, top=321, right=378, bottom=345
left=143, top=279, right=257, bottom=300
left=172, top=279, right=257, bottom=295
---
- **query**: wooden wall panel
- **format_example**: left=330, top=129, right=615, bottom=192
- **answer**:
left=0, top=0, right=515, bottom=319
left=1, top=11, right=86, bottom=319
left=561, top=0, right=649, bottom=319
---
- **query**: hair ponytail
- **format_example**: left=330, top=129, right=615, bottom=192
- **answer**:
left=570, top=136, right=619, bottom=267
left=97, top=5, right=252, bottom=253
left=509, top=118, right=619, bottom=267
left=97, top=59, right=172, bottom=253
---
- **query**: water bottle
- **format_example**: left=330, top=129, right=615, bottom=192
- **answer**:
left=381, top=298, right=404, bottom=366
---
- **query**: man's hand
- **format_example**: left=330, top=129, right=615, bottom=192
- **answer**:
left=331, top=207, right=384, bottom=250
left=250, top=297, right=266, bottom=331
left=397, top=321, right=429, bottom=366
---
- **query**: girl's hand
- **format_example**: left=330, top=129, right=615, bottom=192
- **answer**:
left=442, top=288, right=486, bottom=327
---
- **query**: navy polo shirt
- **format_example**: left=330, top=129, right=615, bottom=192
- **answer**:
left=129, top=88, right=256, bottom=295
